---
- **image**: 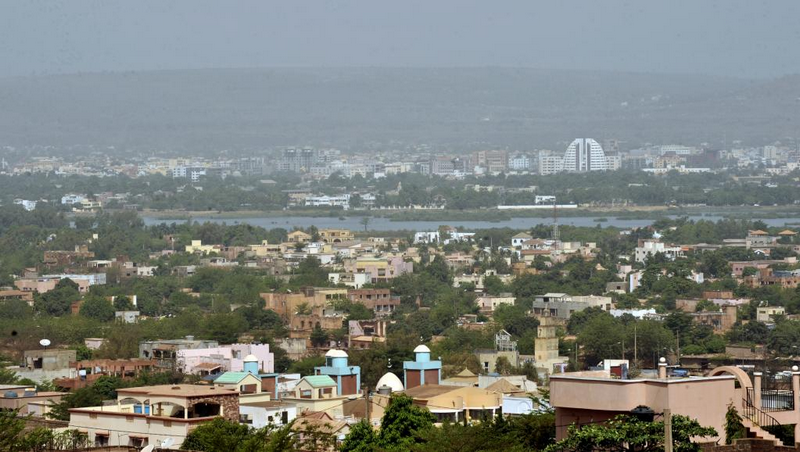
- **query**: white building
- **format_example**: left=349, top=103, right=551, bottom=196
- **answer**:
left=562, top=138, right=607, bottom=172
left=414, top=231, right=440, bottom=244
left=14, top=199, right=37, bottom=211
left=509, top=154, right=531, bottom=171
left=634, top=240, right=685, bottom=263
left=304, top=194, right=350, bottom=208
left=538, top=155, right=564, bottom=175
left=61, top=194, right=86, bottom=205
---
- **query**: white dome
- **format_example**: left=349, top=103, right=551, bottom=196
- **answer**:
left=326, top=349, right=348, bottom=358
left=243, top=354, right=258, bottom=362
left=413, top=345, right=431, bottom=353
left=376, top=372, right=404, bottom=392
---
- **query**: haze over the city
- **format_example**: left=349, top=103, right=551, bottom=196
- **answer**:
left=2, top=0, right=800, bottom=78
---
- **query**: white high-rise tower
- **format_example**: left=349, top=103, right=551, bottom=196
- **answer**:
left=562, top=138, right=607, bottom=172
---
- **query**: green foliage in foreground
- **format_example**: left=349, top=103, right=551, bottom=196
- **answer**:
left=546, top=414, right=716, bottom=452
left=180, top=417, right=335, bottom=452
left=1, top=409, right=89, bottom=452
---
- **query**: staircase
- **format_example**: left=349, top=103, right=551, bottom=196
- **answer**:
left=740, top=416, right=782, bottom=444
left=741, top=396, right=784, bottom=446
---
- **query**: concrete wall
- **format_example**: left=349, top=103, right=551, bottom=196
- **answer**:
left=550, top=376, right=735, bottom=442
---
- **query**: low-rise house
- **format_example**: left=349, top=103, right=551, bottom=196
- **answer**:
left=115, top=310, right=140, bottom=323
left=240, top=400, right=298, bottom=429
left=757, top=306, right=786, bottom=323
left=475, top=330, right=519, bottom=373
left=548, top=363, right=799, bottom=445
left=319, top=229, right=354, bottom=243
left=290, top=308, right=346, bottom=336
left=531, top=293, right=612, bottom=320
left=745, top=268, right=800, bottom=289
left=68, top=384, right=240, bottom=449
left=343, top=256, right=413, bottom=283
left=281, top=375, right=349, bottom=417
left=288, top=230, right=312, bottom=243
left=261, top=287, right=348, bottom=320
left=476, top=293, right=516, bottom=314
left=348, top=320, right=388, bottom=350
left=0, top=289, right=34, bottom=305
left=185, top=240, right=219, bottom=255
left=402, top=384, right=503, bottom=424
left=54, top=358, right=155, bottom=391
left=177, top=343, right=274, bottom=376
left=413, top=231, right=440, bottom=244
left=14, top=273, right=106, bottom=294
left=634, top=239, right=685, bottom=263
left=346, top=288, right=400, bottom=316
left=0, top=384, right=65, bottom=417
left=730, top=258, right=796, bottom=277
left=691, top=306, right=738, bottom=332
left=139, top=336, right=219, bottom=368
left=511, top=233, right=533, bottom=248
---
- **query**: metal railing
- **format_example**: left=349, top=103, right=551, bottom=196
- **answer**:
left=743, top=389, right=782, bottom=430
left=746, top=387, right=795, bottom=412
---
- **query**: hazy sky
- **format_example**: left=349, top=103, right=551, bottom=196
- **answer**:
left=2, top=1, right=799, bottom=78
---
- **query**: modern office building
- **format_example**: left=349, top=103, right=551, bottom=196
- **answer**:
left=562, top=138, right=608, bottom=172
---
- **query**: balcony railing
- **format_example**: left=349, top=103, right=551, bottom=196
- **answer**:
left=746, top=387, right=795, bottom=412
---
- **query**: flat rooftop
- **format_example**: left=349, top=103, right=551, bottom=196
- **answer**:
left=117, top=384, right=238, bottom=398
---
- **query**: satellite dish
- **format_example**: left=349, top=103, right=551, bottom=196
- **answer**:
left=161, top=438, right=175, bottom=448
left=140, top=446, right=155, bottom=452
left=39, top=339, right=51, bottom=347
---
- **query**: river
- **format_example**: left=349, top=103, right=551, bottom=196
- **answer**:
left=141, top=214, right=800, bottom=231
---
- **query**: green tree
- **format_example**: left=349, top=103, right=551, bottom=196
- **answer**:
left=310, top=325, right=329, bottom=347
left=545, top=414, right=716, bottom=452
left=203, top=313, right=249, bottom=344
left=79, top=295, right=115, bottom=321
left=35, top=278, right=81, bottom=316
left=113, top=295, right=135, bottom=311
left=724, top=404, right=746, bottom=445
left=376, top=393, right=436, bottom=451
left=340, top=419, right=378, bottom=452
left=482, top=274, right=506, bottom=295
left=181, top=417, right=252, bottom=452
left=577, top=314, right=624, bottom=365
left=49, top=386, right=104, bottom=421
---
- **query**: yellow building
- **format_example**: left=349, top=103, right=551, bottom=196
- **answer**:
left=288, top=231, right=312, bottom=243
left=319, top=229, right=354, bottom=243
left=282, top=375, right=348, bottom=417
left=185, top=240, right=217, bottom=255
left=402, top=384, right=502, bottom=424
left=249, top=240, right=283, bottom=257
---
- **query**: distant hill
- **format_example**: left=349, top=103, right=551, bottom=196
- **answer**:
left=0, top=68, right=797, bottom=152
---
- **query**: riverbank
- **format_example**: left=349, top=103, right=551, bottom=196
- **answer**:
left=140, top=205, right=800, bottom=222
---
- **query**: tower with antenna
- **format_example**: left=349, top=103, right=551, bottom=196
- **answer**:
left=552, top=196, right=560, bottom=245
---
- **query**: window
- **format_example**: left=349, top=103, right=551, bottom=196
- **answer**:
left=94, top=434, right=109, bottom=447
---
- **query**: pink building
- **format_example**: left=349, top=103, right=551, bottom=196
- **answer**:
left=550, top=362, right=800, bottom=446
left=176, top=343, right=273, bottom=376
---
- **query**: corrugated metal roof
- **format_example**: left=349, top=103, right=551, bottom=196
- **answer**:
left=303, top=375, right=337, bottom=387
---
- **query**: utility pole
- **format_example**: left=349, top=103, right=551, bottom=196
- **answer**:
left=634, top=323, right=637, bottom=366
left=664, top=409, right=673, bottom=452
left=364, top=388, right=370, bottom=423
